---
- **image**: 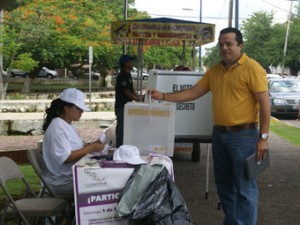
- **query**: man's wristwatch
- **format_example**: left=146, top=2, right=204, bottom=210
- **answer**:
left=259, top=133, right=269, bottom=140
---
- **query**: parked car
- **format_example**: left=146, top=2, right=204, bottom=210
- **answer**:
left=36, top=67, right=58, bottom=79
left=70, top=70, right=100, bottom=80
left=269, top=78, right=300, bottom=117
left=131, top=67, right=148, bottom=80
left=267, top=73, right=281, bottom=80
left=10, top=69, right=28, bottom=78
left=83, top=71, right=100, bottom=80
left=9, top=67, right=58, bottom=79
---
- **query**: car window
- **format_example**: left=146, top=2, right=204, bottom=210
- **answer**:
left=270, top=80, right=300, bottom=92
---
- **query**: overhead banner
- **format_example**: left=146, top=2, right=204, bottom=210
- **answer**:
left=111, top=20, right=215, bottom=46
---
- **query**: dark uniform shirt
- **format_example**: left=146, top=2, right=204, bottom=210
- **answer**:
left=114, top=70, right=134, bottom=110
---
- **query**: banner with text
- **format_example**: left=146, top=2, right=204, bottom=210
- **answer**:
left=111, top=21, right=215, bottom=46
left=73, top=166, right=134, bottom=225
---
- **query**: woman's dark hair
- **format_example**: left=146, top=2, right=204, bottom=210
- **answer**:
left=42, top=98, right=73, bottom=132
left=220, top=27, right=243, bottom=45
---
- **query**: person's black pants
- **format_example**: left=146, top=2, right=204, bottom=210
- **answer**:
left=115, top=108, right=124, bottom=148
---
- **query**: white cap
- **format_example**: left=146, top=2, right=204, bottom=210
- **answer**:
left=59, top=88, right=90, bottom=111
left=113, top=145, right=147, bottom=165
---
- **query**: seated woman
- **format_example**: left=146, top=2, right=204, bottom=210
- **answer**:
left=42, top=88, right=105, bottom=196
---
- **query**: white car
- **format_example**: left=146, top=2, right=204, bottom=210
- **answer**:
left=131, top=67, right=148, bottom=80
left=267, top=74, right=282, bottom=80
left=37, top=67, right=58, bottom=79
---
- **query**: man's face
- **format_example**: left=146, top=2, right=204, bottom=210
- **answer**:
left=218, top=32, right=243, bottom=67
left=125, top=60, right=134, bottom=70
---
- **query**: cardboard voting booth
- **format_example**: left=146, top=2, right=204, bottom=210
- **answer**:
left=123, top=102, right=176, bottom=157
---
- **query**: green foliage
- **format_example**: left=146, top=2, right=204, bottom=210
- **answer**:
left=3, top=0, right=138, bottom=71
left=144, top=45, right=193, bottom=70
left=203, top=44, right=220, bottom=68
left=9, top=53, right=38, bottom=72
left=203, top=8, right=300, bottom=74
left=241, top=11, right=274, bottom=69
left=2, top=0, right=193, bottom=73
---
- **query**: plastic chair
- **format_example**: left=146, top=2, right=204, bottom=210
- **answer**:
left=0, top=156, right=68, bottom=225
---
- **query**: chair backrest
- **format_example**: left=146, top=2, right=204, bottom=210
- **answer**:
left=0, top=157, right=24, bottom=187
left=0, top=157, right=36, bottom=224
left=26, top=149, right=56, bottom=197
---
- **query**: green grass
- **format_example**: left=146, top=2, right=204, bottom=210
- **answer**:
left=270, top=118, right=300, bottom=147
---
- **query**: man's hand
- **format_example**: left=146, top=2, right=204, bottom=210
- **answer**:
left=256, top=139, right=268, bottom=161
left=149, top=89, right=164, bottom=101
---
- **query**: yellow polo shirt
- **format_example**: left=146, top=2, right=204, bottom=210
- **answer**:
left=197, top=53, right=268, bottom=126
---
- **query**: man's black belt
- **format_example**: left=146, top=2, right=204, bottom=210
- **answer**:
left=214, top=123, right=258, bottom=133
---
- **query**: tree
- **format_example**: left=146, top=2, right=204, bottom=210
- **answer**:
left=1, top=0, right=192, bottom=96
left=283, top=4, right=300, bottom=75
left=1, top=0, right=142, bottom=93
left=144, top=45, right=193, bottom=70
left=0, top=0, right=27, bottom=99
left=204, top=9, right=300, bottom=75
left=203, top=45, right=219, bottom=69
left=240, top=11, right=274, bottom=70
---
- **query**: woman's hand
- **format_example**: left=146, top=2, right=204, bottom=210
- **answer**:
left=87, top=141, right=105, bottom=153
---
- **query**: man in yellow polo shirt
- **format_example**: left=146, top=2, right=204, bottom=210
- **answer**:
left=150, top=27, right=270, bottom=225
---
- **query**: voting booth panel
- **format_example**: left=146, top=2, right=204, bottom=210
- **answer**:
left=123, top=102, right=176, bottom=157
left=146, top=70, right=213, bottom=136
left=146, top=70, right=213, bottom=162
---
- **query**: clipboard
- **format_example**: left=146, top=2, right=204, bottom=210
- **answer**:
left=246, top=152, right=270, bottom=179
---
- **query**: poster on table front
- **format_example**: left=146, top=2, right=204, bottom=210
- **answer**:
left=73, top=166, right=134, bottom=225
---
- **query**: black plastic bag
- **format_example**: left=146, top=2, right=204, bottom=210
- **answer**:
left=118, top=165, right=193, bottom=225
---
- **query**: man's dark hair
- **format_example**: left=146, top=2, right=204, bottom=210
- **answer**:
left=220, top=27, right=243, bottom=45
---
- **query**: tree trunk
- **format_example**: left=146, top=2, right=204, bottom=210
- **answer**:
left=21, top=77, right=33, bottom=93
left=0, top=70, right=8, bottom=100
left=0, top=81, right=8, bottom=100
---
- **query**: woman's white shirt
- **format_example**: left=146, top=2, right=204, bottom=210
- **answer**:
left=42, top=117, right=84, bottom=186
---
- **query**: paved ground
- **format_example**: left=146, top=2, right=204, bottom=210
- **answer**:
left=173, top=131, right=300, bottom=225
left=0, top=116, right=300, bottom=225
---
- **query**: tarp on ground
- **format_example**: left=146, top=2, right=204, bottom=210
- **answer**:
left=111, top=17, right=215, bottom=47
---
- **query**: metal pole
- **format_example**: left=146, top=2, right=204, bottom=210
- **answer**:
left=137, top=39, right=144, bottom=96
left=235, top=0, right=239, bottom=29
left=0, top=10, right=3, bottom=70
left=198, top=0, right=202, bottom=69
left=282, top=0, right=293, bottom=75
left=228, top=0, right=234, bottom=27
left=88, top=46, right=93, bottom=107
left=123, top=0, right=128, bottom=55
